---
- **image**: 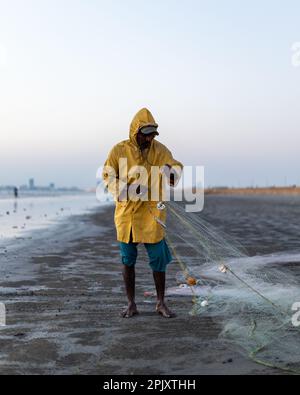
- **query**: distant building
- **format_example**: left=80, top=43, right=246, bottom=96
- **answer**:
left=1, top=179, right=83, bottom=195
left=29, top=178, right=35, bottom=190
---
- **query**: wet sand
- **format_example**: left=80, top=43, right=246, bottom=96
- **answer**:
left=0, top=203, right=280, bottom=375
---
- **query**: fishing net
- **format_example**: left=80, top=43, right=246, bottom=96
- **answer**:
left=165, top=201, right=300, bottom=374
left=99, top=171, right=300, bottom=373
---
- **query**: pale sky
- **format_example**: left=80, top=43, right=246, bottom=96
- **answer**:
left=1, top=0, right=300, bottom=188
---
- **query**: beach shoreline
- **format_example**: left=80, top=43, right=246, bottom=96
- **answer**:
left=0, top=201, right=283, bottom=375
left=0, top=193, right=102, bottom=248
left=205, top=186, right=300, bottom=196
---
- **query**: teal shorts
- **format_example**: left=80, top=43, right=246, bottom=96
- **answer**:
left=119, top=239, right=172, bottom=273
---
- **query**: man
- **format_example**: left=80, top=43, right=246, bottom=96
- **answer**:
left=103, top=108, right=183, bottom=318
left=14, top=187, right=18, bottom=199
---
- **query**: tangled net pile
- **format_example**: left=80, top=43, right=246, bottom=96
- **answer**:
left=166, top=201, right=300, bottom=374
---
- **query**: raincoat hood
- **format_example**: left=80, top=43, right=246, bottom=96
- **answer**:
left=129, top=108, right=158, bottom=143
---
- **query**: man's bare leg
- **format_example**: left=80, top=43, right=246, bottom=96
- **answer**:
left=121, top=265, right=139, bottom=318
left=153, top=271, right=176, bottom=318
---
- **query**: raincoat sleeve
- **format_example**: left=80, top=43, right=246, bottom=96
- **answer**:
left=163, top=147, right=183, bottom=187
left=102, top=146, right=126, bottom=201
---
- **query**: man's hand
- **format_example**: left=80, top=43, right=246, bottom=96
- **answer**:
left=164, top=164, right=175, bottom=187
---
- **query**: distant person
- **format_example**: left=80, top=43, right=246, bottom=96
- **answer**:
left=103, top=108, right=183, bottom=318
left=14, top=187, right=18, bottom=199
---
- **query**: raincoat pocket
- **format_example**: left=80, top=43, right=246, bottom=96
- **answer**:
left=148, top=201, right=167, bottom=227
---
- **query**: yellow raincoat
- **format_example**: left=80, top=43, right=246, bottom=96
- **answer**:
left=103, top=108, right=183, bottom=244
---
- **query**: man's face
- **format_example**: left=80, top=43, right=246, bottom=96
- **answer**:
left=136, top=131, right=157, bottom=150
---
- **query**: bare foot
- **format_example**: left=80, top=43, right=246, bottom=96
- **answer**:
left=121, top=302, right=139, bottom=318
left=156, top=302, right=176, bottom=318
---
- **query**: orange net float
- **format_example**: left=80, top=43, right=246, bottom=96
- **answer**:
left=186, top=277, right=197, bottom=286
left=144, top=291, right=154, bottom=297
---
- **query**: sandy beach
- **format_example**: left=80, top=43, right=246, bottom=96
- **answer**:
left=205, top=186, right=300, bottom=196
left=0, top=200, right=285, bottom=375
